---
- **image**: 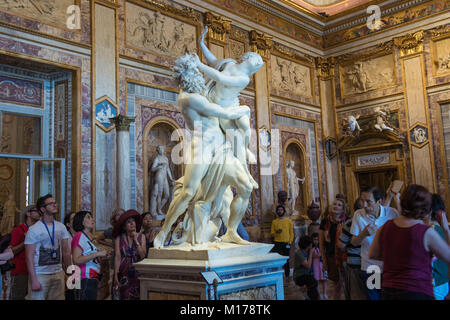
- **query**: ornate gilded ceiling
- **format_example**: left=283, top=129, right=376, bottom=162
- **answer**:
left=282, top=0, right=375, bottom=16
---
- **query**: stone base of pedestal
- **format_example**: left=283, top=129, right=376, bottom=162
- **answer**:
left=134, top=242, right=287, bottom=300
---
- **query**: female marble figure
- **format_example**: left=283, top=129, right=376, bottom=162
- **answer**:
left=150, top=145, right=174, bottom=220
left=286, top=160, right=305, bottom=215
left=197, top=26, right=262, bottom=189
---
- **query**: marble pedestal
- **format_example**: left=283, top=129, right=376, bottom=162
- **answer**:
left=134, top=242, right=287, bottom=300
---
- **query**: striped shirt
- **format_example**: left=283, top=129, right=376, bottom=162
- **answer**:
left=339, top=219, right=361, bottom=268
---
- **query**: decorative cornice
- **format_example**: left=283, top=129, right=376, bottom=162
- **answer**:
left=204, top=12, right=231, bottom=43
left=315, top=56, right=335, bottom=80
left=336, top=40, right=394, bottom=64
left=249, top=30, right=273, bottom=59
left=94, top=0, right=121, bottom=8
left=393, top=30, right=424, bottom=57
left=230, top=26, right=249, bottom=43
left=428, top=24, right=450, bottom=39
left=133, top=0, right=201, bottom=22
left=271, top=42, right=314, bottom=65
left=110, top=115, right=135, bottom=131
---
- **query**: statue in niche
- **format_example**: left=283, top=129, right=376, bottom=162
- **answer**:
left=153, top=46, right=262, bottom=248
left=346, top=62, right=371, bottom=93
left=286, top=160, right=305, bottom=216
left=150, top=145, right=175, bottom=220
left=374, top=106, right=394, bottom=132
left=0, top=194, right=20, bottom=235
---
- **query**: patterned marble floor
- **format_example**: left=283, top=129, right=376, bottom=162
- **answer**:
left=283, top=270, right=345, bottom=300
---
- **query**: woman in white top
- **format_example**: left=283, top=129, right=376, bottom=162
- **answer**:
left=71, top=211, right=109, bottom=300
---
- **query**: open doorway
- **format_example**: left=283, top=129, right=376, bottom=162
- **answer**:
left=0, top=53, right=77, bottom=232
left=356, top=167, right=398, bottom=196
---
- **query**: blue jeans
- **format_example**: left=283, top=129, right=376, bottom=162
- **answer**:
left=361, top=271, right=381, bottom=300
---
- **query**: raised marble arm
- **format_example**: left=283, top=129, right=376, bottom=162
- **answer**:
left=198, top=26, right=218, bottom=67
left=193, top=54, right=248, bottom=87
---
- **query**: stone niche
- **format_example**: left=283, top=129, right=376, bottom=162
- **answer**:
left=143, top=119, right=182, bottom=217
left=284, top=140, right=309, bottom=216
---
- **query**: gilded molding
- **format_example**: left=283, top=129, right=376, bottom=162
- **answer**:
left=428, top=24, right=450, bottom=40
left=204, top=12, right=231, bottom=43
left=249, top=30, right=272, bottom=59
left=230, top=26, right=248, bottom=42
left=133, top=0, right=201, bottom=22
left=110, top=115, right=135, bottom=131
left=336, top=40, right=394, bottom=64
left=271, top=43, right=314, bottom=65
left=95, top=0, right=121, bottom=8
left=394, top=31, right=424, bottom=57
left=315, top=56, right=335, bottom=81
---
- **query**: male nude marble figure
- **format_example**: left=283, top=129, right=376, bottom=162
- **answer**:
left=153, top=53, right=254, bottom=248
left=197, top=26, right=263, bottom=189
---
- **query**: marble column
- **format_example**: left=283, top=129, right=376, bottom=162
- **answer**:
left=394, top=31, right=436, bottom=192
left=316, top=57, right=340, bottom=204
left=110, top=115, right=135, bottom=210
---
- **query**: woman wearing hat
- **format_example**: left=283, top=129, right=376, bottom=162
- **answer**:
left=112, top=210, right=146, bottom=300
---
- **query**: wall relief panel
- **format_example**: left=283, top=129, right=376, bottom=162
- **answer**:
left=0, top=0, right=77, bottom=28
left=125, top=1, right=198, bottom=59
left=432, top=36, right=450, bottom=77
left=271, top=55, right=313, bottom=99
left=339, top=54, right=396, bottom=98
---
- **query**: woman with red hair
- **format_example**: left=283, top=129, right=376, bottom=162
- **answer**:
left=369, top=184, right=450, bottom=300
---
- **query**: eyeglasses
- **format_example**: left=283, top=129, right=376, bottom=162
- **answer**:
left=44, top=201, right=58, bottom=207
left=29, top=209, right=39, bottom=213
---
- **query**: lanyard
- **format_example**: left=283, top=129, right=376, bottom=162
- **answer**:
left=124, top=234, right=136, bottom=265
left=41, top=220, right=55, bottom=248
left=82, top=231, right=96, bottom=253
left=82, top=231, right=92, bottom=242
